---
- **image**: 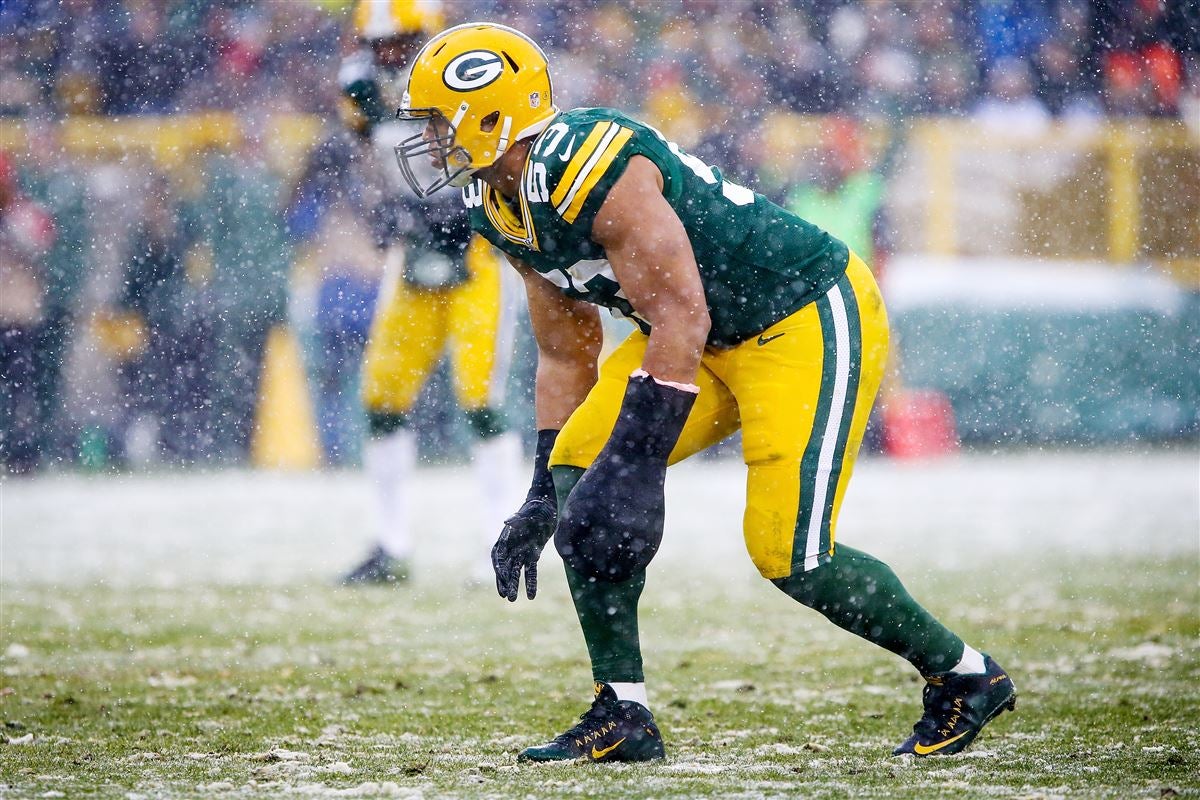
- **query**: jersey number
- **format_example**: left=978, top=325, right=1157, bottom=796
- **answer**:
left=646, top=124, right=755, bottom=207
left=525, top=162, right=549, bottom=203
left=462, top=181, right=483, bottom=209
left=526, top=122, right=575, bottom=204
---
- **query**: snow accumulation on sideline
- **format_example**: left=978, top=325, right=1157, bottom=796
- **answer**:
left=1, top=449, right=1196, bottom=587
left=884, top=256, right=1191, bottom=314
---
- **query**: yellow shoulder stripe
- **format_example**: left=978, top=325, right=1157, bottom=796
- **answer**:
left=560, top=125, right=633, bottom=224
left=483, top=184, right=538, bottom=250
left=550, top=121, right=613, bottom=209
left=484, top=185, right=524, bottom=239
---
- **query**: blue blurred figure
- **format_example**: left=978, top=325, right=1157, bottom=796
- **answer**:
left=313, top=270, right=377, bottom=466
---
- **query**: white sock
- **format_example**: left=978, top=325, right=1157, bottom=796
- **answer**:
left=473, top=431, right=523, bottom=539
left=364, top=429, right=417, bottom=560
left=950, top=645, right=986, bottom=675
left=607, top=682, right=649, bottom=709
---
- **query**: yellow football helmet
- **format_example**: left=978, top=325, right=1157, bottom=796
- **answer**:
left=395, top=22, right=558, bottom=197
left=353, top=0, right=444, bottom=41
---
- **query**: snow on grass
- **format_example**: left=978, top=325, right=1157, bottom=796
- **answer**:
left=1, top=448, right=1198, bottom=798
left=3, top=448, right=1196, bottom=588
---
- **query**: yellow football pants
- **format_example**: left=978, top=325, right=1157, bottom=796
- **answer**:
left=361, top=235, right=515, bottom=414
left=550, top=253, right=889, bottom=580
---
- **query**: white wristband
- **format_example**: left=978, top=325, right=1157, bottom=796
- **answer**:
left=631, top=369, right=699, bottom=394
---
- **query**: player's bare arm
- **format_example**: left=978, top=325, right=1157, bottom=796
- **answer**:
left=513, top=256, right=603, bottom=430
left=589, top=156, right=710, bottom=386
left=488, top=257, right=602, bottom=602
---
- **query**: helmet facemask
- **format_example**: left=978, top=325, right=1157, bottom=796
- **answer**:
left=394, top=107, right=478, bottom=197
left=396, top=101, right=511, bottom=196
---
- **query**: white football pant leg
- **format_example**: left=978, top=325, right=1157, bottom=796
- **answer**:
left=472, top=430, right=524, bottom=541
left=365, top=428, right=418, bottom=560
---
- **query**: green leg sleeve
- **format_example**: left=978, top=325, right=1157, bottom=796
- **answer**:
left=553, top=465, right=647, bottom=684
left=366, top=412, right=408, bottom=437
left=464, top=407, right=508, bottom=439
left=773, top=545, right=965, bottom=676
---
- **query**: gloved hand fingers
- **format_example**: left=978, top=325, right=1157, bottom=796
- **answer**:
left=504, top=558, right=520, bottom=602
left=493, top=549, right=520, bottom=602
left=491, top=541, right=510, bottom=599
left=528, top=561, right=542, bottom=597
left=501, top=561, right=518, bottom=601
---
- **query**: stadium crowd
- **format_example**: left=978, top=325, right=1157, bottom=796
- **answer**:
left=2, top=0, right=1196, bottom=120
left=1, top=0, right=1197, bottom=473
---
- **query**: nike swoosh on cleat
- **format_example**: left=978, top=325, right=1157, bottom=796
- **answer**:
left=912, top=731, right=969, bottom=755
left=757, top=332, right=786, bottom=346
left=590, top=737, right=626, bottom=760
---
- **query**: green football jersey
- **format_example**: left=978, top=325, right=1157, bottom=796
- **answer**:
left=464, top=107, right=849, bottom=347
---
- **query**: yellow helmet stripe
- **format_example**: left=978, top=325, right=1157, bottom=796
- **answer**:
left=550, top=121, right=614, bottom=209
left=560, top=125, right=633, bottom=224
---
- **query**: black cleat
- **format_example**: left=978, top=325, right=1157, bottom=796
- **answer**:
left=893, top=653, right=1017, bottom=756
left=519, top=682, right=666, bottom=763
left=340, top=546, right=409, bottom=586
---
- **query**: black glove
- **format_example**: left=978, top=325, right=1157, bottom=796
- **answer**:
left=491, top=497, right=556, bottom=601
left=492, top=429, right=559, bottom=601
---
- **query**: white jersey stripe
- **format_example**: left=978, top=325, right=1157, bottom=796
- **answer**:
left=803, top=283, right=851, bottom=571
left=554, top=122, right=621, bottom=217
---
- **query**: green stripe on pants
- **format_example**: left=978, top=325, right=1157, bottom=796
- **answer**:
left=793, top=290, right=837, bottom=574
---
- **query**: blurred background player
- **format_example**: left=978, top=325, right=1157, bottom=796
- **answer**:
left=0, top=151, right=55, bottom=474
left=337, top=0, right=521, bottom=585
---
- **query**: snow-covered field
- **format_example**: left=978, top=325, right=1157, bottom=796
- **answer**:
left=2, top=448, right=1197, bottom=799
left=3, top=448, right=1196, bottom=588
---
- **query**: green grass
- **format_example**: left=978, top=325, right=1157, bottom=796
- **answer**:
left=3, top=553, right=1197, bottom=798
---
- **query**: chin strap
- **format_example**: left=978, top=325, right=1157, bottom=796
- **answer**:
left=496, top=115, right=513, bottom=157
left=448, top=167, right=479, bottom=189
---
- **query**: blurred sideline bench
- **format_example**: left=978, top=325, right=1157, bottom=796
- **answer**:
left=886, top=256, right=1198, bottom=445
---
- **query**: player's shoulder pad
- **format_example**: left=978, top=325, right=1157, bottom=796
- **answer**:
left=524, top=108, right=639, bottom=226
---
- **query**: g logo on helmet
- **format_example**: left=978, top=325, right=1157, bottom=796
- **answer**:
left=443, top=50, right=504, bottom=92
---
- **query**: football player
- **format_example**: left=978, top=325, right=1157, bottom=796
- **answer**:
left=394, top=23, right=1017, bottom=761
left=337, top=2, right=522, bottom=585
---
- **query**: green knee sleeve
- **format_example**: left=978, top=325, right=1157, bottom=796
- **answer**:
left=551, top=464, right=585, bottom=513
